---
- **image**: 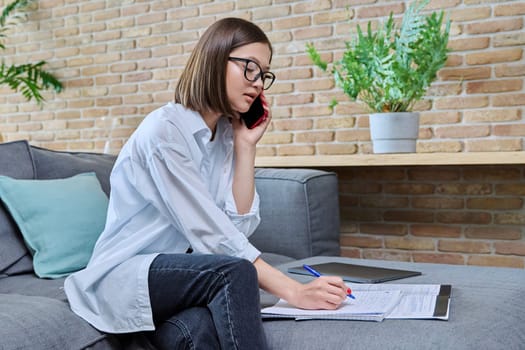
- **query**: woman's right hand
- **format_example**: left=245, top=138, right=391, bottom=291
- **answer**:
left=253, top=257, right=348, bottom=311
left=288, top=276, right=349, bottom=310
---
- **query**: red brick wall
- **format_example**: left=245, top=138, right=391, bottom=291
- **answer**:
left=0, top=0, right=523, bottom=267
left=334, top=165, right=525, bottom=268
left=0, top=0, right=523, bottom=153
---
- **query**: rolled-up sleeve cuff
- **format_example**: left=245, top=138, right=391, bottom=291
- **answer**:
left=242, top=244, right=261, bottom=263
left=224, top=190, right=261, bottom=236
left=219, top=239, right=261, bottom=263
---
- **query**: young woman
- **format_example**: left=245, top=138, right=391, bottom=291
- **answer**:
left=65, top=17, right=348, bottom=350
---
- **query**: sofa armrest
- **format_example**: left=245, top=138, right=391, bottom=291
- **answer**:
left=250, top=168, right=341, bottom=259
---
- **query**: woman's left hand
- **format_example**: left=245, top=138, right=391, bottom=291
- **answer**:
left=231, top=95, right=271, bottom=214
left=232, top=94, right=271, bottom=147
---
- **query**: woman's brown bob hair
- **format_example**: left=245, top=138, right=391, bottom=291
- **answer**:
left=174, top=17, right=273, bottom=117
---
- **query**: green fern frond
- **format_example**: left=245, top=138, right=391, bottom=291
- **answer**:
left=0, top=0, right=34, bottom=27
left=0, top=0, right=35, bottom=50
left=397, top=0, right=428, bottom=43
left=307, top=0, right=450, bottom=113
left=0, top=60, right=63, bottom=105
left=0, top=0, right=62, bottom=105
left=306, top=42, right=328, bottom=71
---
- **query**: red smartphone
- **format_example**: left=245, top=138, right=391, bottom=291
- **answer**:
left=240, top=94, right=268, bottom=129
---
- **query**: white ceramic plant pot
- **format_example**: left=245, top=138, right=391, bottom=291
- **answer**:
left=369, top=112, right=420, bottom=154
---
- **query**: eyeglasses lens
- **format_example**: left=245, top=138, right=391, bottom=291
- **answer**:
left=237, top=58, right=274, bottom=90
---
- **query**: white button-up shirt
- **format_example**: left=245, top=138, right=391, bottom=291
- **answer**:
left=64, top=103, right=261, bottom=333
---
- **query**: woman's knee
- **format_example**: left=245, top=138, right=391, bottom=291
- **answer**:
left=222, top=257, right=258, bottom=287
left=205, top=256, right=260, bottom=302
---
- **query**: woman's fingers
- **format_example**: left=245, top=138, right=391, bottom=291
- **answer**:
left=322, top=276, right=349, bottom=305
left=306, top=276, right=348, bottom=307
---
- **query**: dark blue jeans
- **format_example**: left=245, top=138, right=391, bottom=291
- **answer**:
left=147, top=253, right=268, bottom=350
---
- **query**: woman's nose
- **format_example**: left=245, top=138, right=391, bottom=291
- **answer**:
left=253, top=75, right=264, bottom=90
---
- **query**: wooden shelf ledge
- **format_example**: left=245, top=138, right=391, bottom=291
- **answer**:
left=255, top=152, right=525, bottom=167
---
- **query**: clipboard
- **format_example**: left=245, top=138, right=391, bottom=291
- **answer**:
left=287, top=262, right=422, bottom=283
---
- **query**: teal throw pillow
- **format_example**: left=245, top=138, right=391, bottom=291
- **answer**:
left=0, top=172, right=108, bottom=278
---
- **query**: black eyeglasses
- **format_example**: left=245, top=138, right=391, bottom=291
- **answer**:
left=228, top=57, right=275, bottom=90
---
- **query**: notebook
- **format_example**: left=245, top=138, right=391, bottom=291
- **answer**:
left=287, top=262, right=421, bottom=283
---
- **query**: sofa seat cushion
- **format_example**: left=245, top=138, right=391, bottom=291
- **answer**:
left=263, top=256, right=525, bottom=350
left=0, top=293, right=110, bottom=350
left=0, top=274, right=67, bottom=300
left=0, top=173, right=109, bottom=278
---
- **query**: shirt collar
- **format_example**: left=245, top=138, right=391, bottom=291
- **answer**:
left=182, top=106, right=210, bottom=137
left=172, top=103, right=232, bottom=151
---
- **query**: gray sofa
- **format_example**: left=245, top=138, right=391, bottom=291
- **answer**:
left=0, top=139, right=340, bottom=349
left=1, top=140, right=524, bottom=350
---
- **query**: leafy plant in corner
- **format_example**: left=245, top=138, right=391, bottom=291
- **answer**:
left=0, top=0, right=62, bottom=105
left=307, top=0, right=450, bottom=113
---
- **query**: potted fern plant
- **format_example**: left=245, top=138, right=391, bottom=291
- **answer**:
left=307, top=0, right=450, bottom=153
left=0, top=0, right=62, bottom=106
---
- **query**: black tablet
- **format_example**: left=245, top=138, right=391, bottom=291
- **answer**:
left=288, top=262, right=421, bottom=283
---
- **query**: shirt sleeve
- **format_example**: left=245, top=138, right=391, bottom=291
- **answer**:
left=223, top=188, right=261, bottom=239
left=142, top=142, right=260, bottom=262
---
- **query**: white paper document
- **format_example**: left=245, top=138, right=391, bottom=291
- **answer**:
left=262, top=290, right=402, bottom=322
left=261, top=284, right=451, bottom=322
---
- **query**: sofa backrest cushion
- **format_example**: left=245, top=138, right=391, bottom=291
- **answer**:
left=0, top=173, right=109, bottom=278
left=0, top=140, right=117, bottom=276
left=0, top=141, right=36, bottom=275
left=30, top=145, right=117, bottom=196
left=251, top=168, right=341, bottom=259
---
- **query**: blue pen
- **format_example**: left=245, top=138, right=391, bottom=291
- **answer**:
left=302, top=264, right=356, bottom=299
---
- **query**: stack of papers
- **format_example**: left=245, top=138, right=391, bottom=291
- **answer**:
left=262, top=290, right=401, bottom=322
left=261, top=283, right=451, bottom=322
